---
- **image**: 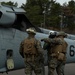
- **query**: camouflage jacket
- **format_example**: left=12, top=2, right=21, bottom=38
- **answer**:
left=19, top=37, right=44, bottom=57
left=42, top=38, right=62, bottom=50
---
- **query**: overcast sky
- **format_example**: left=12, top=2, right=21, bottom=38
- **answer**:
left=0, top=0, right=75, bottom=7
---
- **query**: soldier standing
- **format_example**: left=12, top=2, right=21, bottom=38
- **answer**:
left=54, top=31, right=68, bottom=75
left=42, top=31, right=68, bottom=75
left=19, top=27, right=45, bottom=75
left=41, top=31, right=59, bottom=75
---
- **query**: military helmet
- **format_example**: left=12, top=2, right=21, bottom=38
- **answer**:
left=26, top=27, right=36, bottom=34
left=57, top=31, right=67, bottom=37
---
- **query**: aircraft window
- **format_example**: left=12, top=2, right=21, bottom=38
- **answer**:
left=7, top=49, right=13, bottom=58
left=13, top=14, right=42, bottom=32
left=0, top=11, right=2, bottom=18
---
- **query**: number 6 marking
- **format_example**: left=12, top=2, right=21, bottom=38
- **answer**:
left=70, top=45, right=74, bottom=57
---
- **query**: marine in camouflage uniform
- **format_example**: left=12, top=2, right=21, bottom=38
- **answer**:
left=19, top=27, right=45, bottom=75
left=42, top=31, right=68, bottom=75
left=52, top=31, right=68, bottom=75
left=41, top=31, right=60, bottom=75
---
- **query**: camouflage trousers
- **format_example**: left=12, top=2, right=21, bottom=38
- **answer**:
left=48, top=57, right=65, bottom=75
left=24, top=56, right=45, bottom=75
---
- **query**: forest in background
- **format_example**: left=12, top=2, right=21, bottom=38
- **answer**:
left=1, top=0, right=75, bottom=34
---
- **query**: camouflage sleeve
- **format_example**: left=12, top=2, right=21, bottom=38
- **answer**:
left=41, top=38, right=51, bottom=43
left=19, top=41, right=24, bottom=58
left=36, top=40, right=44, bottom=63
left=36, top=40, right=44, bottom=54
left=62, top=41, right=68, bottom=54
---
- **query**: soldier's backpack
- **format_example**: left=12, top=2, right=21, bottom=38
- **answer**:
left=23, top=38, right=37, bottom=54
left=57, top=40, right=67, bottom=61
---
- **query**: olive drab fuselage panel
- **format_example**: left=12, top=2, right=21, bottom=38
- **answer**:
left=23, top=38, right=37, bottom=54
